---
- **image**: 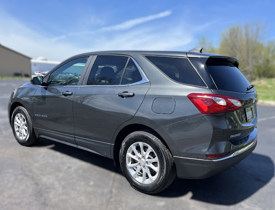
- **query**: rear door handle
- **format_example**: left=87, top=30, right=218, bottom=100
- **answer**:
left=118, top=91, right=135, bottom=98
left=62, top=91, right=73, bottom=96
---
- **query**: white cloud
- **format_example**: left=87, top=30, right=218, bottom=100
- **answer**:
left=0, top=11, right=89, bottom=61
left=0, top=10, right=213, bottom=61
left=89, top=26, right=192, bottom=51
left=51, top=10, right=172, bottom=42
left=90, top=15, right=105, bottom=26
left=101, top=10, right=172, bottom=31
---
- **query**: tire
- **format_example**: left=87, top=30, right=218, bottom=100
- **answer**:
left=11, top=106, right=38, bottom=146
left=119, top=131, right=176, bottom=194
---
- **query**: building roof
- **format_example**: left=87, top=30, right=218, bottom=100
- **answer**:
left=31, top=59, right=60, bottom=65
left=0, top=44, right=31, bottom=59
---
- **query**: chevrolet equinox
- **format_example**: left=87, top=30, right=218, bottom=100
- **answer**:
left=8, top=50, right=257, bottom=194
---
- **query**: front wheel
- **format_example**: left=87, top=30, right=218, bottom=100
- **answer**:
left=11, top=106, right=38, bottom=146
left=119, top=131, right=176, bottom=194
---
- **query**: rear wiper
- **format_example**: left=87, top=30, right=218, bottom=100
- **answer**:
left=246, top=84, right=255, bottom=91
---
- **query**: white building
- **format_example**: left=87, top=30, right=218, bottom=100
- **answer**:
left=31, top=57, right=60, bottom=75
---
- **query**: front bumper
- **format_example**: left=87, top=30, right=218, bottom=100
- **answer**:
left=174, top=139, right=257, bottom=179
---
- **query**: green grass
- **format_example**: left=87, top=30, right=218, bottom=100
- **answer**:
left=253, top=78, right=275, bottom=101
left=0, top=75, right=30, bottom=79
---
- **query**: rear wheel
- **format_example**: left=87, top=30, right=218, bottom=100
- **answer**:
left=11, top=106, right=38, bottom=146
left=119, top=131, right=176, bottom=194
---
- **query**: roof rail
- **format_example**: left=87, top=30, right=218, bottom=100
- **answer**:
left=189, top=47, right=203, bottom=53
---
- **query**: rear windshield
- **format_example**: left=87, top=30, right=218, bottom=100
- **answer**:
left=146, top=56, right=206, bottom=87
left=207, top=60, right=252, bottom=92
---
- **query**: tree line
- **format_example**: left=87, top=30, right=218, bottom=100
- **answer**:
left=199, top=23, right=275, bottom=81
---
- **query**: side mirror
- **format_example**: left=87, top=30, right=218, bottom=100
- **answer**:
left=31, top=76, right=49, bottom=86
left=41, top=81, right=49, bottom=87
left=31, top=76, right=43, bottom=85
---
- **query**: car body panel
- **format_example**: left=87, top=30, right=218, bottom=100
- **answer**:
left=32, top=85, right=78, bottom=145
left=8, top=82, right=38, bottom=121
left=73, top=82, right=150, bottom=157
left=174, top=140, right=257, bottom=179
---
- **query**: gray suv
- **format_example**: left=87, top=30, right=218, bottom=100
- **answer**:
left=8, top=50, right=257, bottom=194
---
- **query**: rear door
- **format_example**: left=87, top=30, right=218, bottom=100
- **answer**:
left=73, top=55, right=150, bottom=156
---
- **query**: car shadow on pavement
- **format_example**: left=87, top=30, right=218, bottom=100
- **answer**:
left=36, top=138, right=121, bottom=173
left=159, top=153, right=274, bottom=204
left=36, top=139, right=274, bottom=205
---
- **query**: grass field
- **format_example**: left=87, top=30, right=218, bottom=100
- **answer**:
left=0, top=75, right=29, bottom=79
left=253, top=78, right=275, bottom=101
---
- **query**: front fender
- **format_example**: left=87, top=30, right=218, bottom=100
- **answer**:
left=9, top=82, right=39, bottom=123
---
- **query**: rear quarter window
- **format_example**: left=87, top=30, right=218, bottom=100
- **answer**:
left=146, top=56, right=206, bottom=87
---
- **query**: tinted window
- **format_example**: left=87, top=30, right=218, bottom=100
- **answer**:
left=146, top=56, right=205, bottom=86
left=121, top=59, right=142, bottom=85
left=48, top=57, right=88, bottom=86
left=207, top=63, right=251, bottom=92
left=87, top=55, right=128, bottom=85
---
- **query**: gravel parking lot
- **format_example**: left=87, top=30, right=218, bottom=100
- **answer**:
left=0, top=79, right=274, bottom=210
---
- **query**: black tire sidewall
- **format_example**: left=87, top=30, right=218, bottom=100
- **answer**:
left=11, top=106, right=34, bottom=146
left=120, top=131, right=170, bottom=194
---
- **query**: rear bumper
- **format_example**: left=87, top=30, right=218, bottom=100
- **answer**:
left=174, top=139, right=257, bottom=179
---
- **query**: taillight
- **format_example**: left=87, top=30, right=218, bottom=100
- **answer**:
left=187, top=93, right=242, bottom=114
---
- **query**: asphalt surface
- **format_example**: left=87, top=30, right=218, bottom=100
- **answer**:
left=0, top=79, right=274, bottom=210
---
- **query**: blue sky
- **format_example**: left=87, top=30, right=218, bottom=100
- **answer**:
left=0, top=0, right=274, bottom=61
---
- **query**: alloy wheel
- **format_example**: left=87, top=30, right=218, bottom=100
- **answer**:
left=126, top=142, right=160, bottom=184
left=13, top=113, right=29, bottom=141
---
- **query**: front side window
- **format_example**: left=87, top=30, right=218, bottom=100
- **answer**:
left=48, top=57, right=88, bottom=86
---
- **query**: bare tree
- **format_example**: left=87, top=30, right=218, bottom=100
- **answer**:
left=198, top=37, right=217, bottom=54
left=255, top=41, right=275, bottom=78
left=219, top=23, right=265, bottom=80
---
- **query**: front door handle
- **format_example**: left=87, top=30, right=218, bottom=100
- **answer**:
left=118, top=91, right=135, bottom=98
left=62, top=91, right=73, bottom=96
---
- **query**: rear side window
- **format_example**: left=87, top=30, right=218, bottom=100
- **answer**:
left=121, top=59, right=142, bottom=85
left=146, top=56, right=206, bottom=86
left=206, top=58, right=251, bottom=92
left=87, top=55, right=128, bottom=85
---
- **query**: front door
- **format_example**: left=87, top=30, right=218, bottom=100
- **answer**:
left=33, top=57, right=89, bottom=145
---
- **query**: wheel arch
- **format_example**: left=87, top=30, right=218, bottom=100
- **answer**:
left=113, top=123, right=172, bottom=167
left=9, top=102, right=24, bottom=124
